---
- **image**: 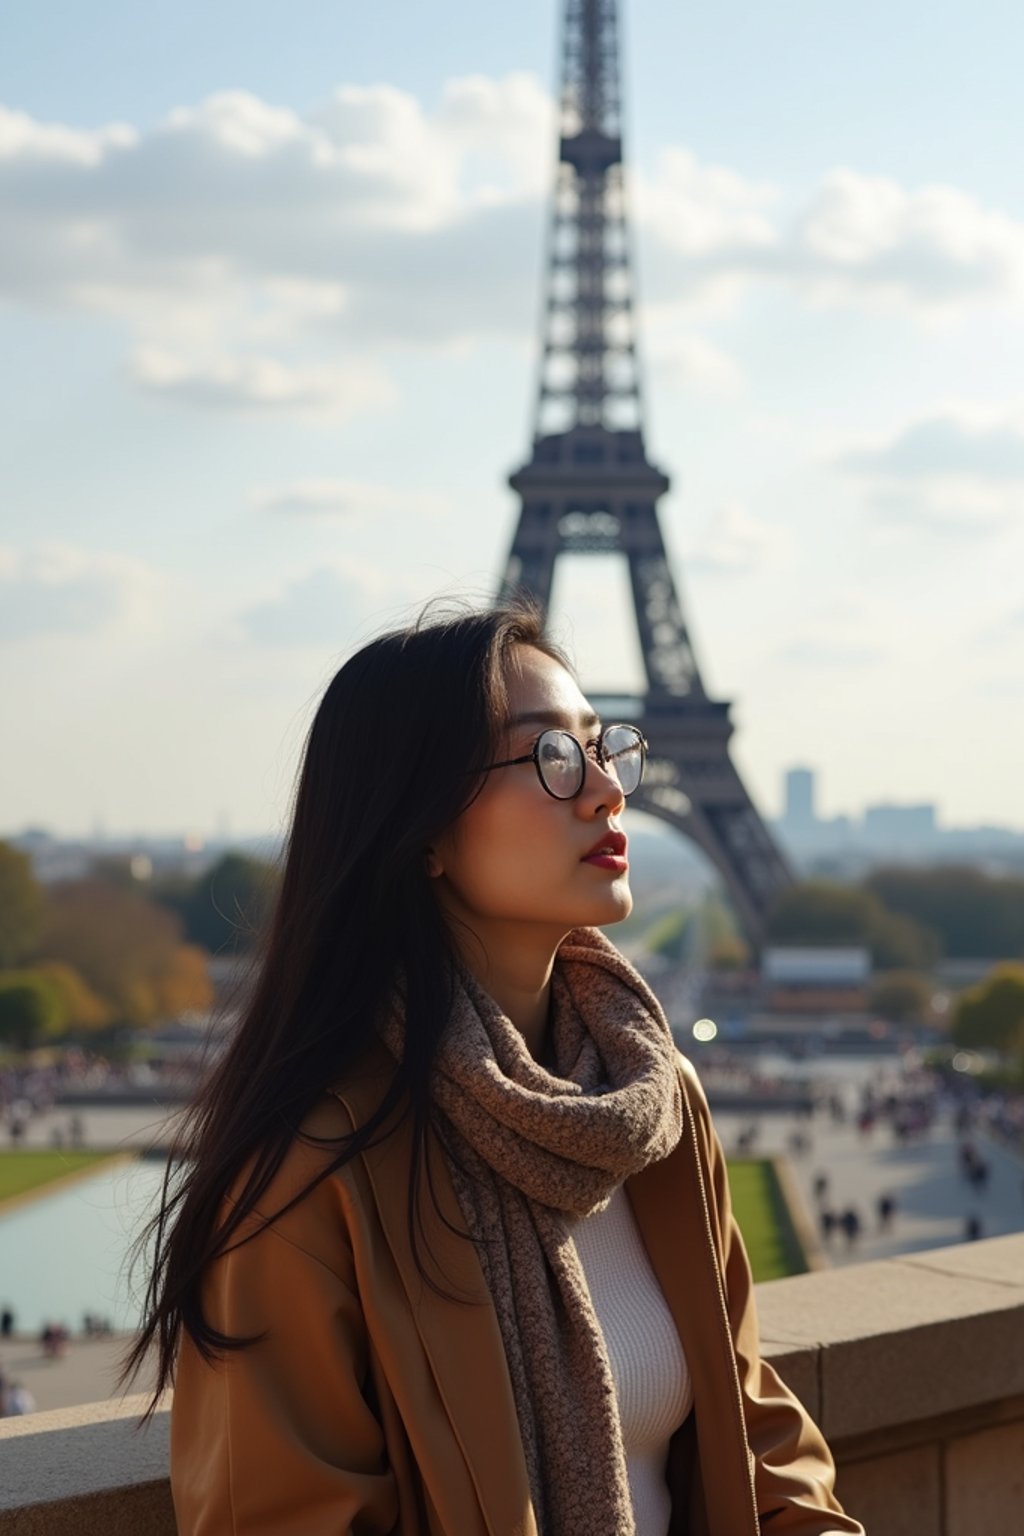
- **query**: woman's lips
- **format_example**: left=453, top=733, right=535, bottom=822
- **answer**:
left=580, top=835, right=629, bottom=872
left=580, top=852, right=629, bottom=871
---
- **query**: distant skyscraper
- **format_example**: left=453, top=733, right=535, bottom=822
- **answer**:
left=784, top=767, right=816, bottom=825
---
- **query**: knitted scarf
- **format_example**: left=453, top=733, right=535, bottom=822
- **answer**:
left=377, top=925, right=684, bottom=1536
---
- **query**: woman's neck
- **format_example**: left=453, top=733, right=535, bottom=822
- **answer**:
left=453, top=928, right=562, bottom=1062
left=490, top=975, right=553, bottom=1062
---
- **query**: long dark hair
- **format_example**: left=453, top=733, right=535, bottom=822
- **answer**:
left=124, top=598, right=566, bottom=1406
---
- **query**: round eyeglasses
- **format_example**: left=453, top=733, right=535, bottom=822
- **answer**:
left=481, top=723, right=648, bottom=801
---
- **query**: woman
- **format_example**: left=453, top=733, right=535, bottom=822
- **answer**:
left=130, top=600, right=864, bottom=1535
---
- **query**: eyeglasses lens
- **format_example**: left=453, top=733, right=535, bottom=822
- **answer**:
left=602, top=725, right=644, bottom=796
left=537, top=731, right=584, bottom=798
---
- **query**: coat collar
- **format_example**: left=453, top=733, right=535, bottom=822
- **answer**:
left=625, top=1066, right=759, bottom=1536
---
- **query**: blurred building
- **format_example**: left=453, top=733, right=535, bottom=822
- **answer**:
left=761, top=945, right=872, bottom=1014
left=772, top=767, right=1024, bottom=874
left=863, top=802, right=937, bottom=850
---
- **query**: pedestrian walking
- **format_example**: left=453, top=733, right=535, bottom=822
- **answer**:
left=876, top=1194, right=896, bottom=1231
left=840, top=1207, right=862, bottom=1247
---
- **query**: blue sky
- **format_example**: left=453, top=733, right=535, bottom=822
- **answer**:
left=3, top=1, right=1023, bottom=839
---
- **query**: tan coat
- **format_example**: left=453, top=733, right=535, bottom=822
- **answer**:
left=171, top=1048, right=865, bottom=1535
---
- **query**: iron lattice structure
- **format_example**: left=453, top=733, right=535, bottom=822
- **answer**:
left=499, top=0, right=792, bottom=948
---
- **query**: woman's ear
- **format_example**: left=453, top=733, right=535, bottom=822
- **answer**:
left=424, top=848, right=443, bottom=879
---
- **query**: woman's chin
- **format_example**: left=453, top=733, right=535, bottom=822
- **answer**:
left=593, top=884, right=633, bottom=926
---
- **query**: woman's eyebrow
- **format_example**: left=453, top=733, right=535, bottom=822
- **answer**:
left=509, top=709, right=602, bottom=731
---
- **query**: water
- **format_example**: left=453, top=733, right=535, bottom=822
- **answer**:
left=0, top=1158, right=168, bottom=1334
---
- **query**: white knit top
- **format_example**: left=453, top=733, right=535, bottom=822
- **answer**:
left=570, top=1183, right=693, bottom=1536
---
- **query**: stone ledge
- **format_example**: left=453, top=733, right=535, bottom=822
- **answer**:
left=820, top=1392, right=1024, bottom=1466
left=2, top=1236, right=1022, bottom=1533
left=0, top=1393, right=173, bottom=1535
left=756, top=1232, right=1024, bottom=1440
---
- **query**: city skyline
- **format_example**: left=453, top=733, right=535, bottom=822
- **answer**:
left=3, top=2, right=1023, bottom=837
left=9, top=759, right=1023, bottom=847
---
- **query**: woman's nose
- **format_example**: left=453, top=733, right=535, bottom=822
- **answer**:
left=580, top=753, right=625, bottom=813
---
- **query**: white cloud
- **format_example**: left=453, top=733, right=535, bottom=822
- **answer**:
left=2, top=80, right=1022, bottom=388
left=638, top=160, right=1024, bottom=320
left=866, top=484, right=1012, bottom=533
left=794, top=172, right=1024, bottom=312
left=432, top=72, right=556, bottom=197
left=0, top=543, right=164, bottom=643
left=637, top=147, right=779, bottom=261
left=643, top=313, right=745, bottom=393
left=835, top=403, right=1024, bottom=530
left=0, top=78, right=549, bottom=302
left=681, top=500, right=791, bottom=576
left=132, top=348, right=396, bottom=417
left=0, top=78, right=559, bottom=401
left=251, top=478, right=449, bottom=520
left=839, top=404, right=1024, bottom=479
left=232, top=561, right=421, bottom=648
left=0, top=103, right=137, bottom=165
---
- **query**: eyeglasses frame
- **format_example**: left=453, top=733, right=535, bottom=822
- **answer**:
left=480, top=723, right=649, bottom=801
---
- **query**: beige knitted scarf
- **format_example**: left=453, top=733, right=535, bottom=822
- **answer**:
left=378, top=925, right=684, bottom=1536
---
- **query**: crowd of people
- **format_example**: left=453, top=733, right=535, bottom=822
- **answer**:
left=810, top=1179, right=897, bottom=1249
left=0, top=1049, right=191, bottom=1147
left=721, top=1057, right=1023, bottom=1257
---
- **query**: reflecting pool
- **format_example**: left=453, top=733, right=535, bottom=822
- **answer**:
left=0, top=1157, right=168, bottom=1335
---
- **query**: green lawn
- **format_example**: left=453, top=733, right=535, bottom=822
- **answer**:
left=727, top=1159, right=808, bottom=1282
left=0, top=1151, right=115, bottom=1207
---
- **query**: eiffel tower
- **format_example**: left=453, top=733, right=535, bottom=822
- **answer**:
left=498, top=0, right=792, bottom=949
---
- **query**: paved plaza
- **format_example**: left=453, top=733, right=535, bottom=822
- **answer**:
left=5, top=1100, right=182, bottom=1153
left=714, top=1086, right=1024, bottom=1268
left=0, top=1333, right=147, bottom=1415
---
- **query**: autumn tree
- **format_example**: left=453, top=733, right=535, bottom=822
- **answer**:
left=951, top=964, right=1024, bottom=1065
left=0, top=842, right=45, bottom=969
left=34, top=960, right=112, bottom=1032
left=36, top=880, right=212, bottom=1028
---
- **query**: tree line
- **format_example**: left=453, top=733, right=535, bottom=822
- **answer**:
left=766, top=865, right=1024, bottom=967
left=3, top=844, right=1023, bottom=1073
left=0, top=842, right=277, bottom=1050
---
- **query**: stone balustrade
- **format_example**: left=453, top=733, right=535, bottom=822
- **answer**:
left=3, top=1233, right=1023, bottom=1536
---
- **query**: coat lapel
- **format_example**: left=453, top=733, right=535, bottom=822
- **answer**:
left=334, top=1051, right=537, bottom=1536
left=625, top=1071, right=759, bottom=1536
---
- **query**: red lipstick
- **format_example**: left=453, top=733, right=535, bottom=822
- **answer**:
left=581, top=830, right=628, bottom=870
